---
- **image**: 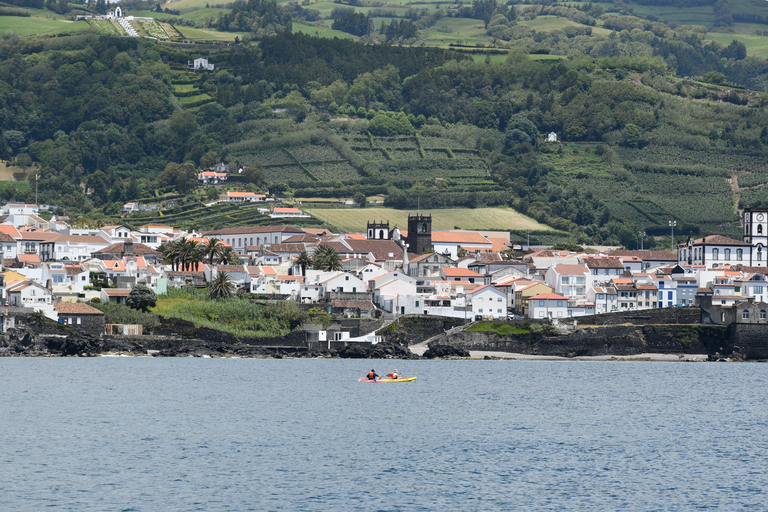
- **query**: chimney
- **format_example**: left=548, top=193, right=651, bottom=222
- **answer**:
left=124, top=239, right=134, bottom=256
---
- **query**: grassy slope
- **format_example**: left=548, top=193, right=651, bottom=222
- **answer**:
left=175, top=25, right=246, bottom=40
left=292, top=23, right=360, bottom=40
left=304, top=207, right=553, bottom=233
left=0, top=17, right=87, bottom=36
left=706, top=32, right=768, bottom=59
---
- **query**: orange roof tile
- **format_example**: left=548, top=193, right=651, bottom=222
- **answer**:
left=432, top=231, right=489, bottom=244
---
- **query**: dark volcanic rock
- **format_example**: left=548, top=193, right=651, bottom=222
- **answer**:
left=422, top=341, right=470, bottom=359
left=338, top=340, right=419, bottom=359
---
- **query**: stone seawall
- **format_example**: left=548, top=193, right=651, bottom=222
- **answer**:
left=378, top=316, right=469, bottom=346
left=575, top=307, right=701, bottom=326
left=731, top=324, right=768, bottom=360
left=431, top=323, right=731, bottom=358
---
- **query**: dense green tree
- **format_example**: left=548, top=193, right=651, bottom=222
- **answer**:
left=127, top=285, right=158, bottom=313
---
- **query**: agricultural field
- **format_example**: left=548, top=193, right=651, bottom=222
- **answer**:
left=0, top=160, right=29, bottom=181
left=304, top=207, right=553, bottom=233
left=175, top=25, right=244, bottom=40
left=421, top=18, right=489, bottom=47
left=0, top=16, right=83, bottom=37
left=137, top=20, right=171, bottom=39
left=705, top=33, right=768, bottom=59
left=292, top=23, right=360, bottom=40
left=541, top=145, right=613, bottom=177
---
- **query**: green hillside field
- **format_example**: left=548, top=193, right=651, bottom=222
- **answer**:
left=304, top=207, right=553, bottom=234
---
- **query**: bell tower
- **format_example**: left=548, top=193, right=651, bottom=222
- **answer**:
left=367, top=221, right=391, bottom=240
left=406, top=214, right=432, bottom=255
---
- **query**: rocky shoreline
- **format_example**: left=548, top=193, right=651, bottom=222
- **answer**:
left=0, top=311, right=762, bottom=361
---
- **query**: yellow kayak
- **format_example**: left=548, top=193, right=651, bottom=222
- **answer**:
left=359, top=376, right=417, bottom=383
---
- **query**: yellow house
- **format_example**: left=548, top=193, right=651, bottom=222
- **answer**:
left=515, top=282, right=554, bottom=317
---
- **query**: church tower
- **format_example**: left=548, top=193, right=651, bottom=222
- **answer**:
left=405, top=214, right=432, bottom=255
left=367, top=221, right=391, bottom=240
left=744, top=207, right=768, bottom=266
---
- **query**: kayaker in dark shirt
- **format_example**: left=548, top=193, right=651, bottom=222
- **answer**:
left=367, top=369, right=378, bottom=381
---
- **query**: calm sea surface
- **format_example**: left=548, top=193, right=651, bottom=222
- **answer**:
left=2, top=358, right=768, bottom=511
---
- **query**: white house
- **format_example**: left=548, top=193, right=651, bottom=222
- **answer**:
left=528, top=292, right=569, bottom=319
left=679, top=235, right=751, bottom=268
left=0, top=232, right=18, bottom=258
left=188, top=58, right=214, bottom=71
left=100, top=225, right=132, bottom=241
left=270, top=207, right=310, bottom=219
left=467, top=285, right=507, bottom=319
left=545, top=264, right=591, bottom=300
left=197, top=171, right=227, bottom=184
left=203, top=225, right=304, bottom=250
left=738, top=273, right=768, bottom=303
left=322, top=272, right=366, bottom=294
left=587, top=286, right=618, bottom=314
left=7, top=280, right=53, bottom=309
left=582, top=257, right=624, bottom=277
left=225, top=191, right=266, bottom=202
left=40, top=234, right=112, bottom=262
left=431, top=231, right=492, bottom=259
left=547, top=132, right=557, bottom=142
left=2, top=203, right=39, bottom=216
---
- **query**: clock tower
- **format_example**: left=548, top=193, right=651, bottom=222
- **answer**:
left=743, top=207, right=768, bottom=266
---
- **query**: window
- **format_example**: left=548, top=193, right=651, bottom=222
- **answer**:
left=760, top=225, right=764, bottom=234
left=538, top=312, right=544, bottom=317
left=415, top=301, right=419, bottom=307
left=562, top=277, right=570, bottom=284
left=725, top=249, right=731, bottom=260
left=713, top=249, right=719, bottom=260
left=755, top=286, right=764, bottom=295
left=77, top=317, right=81, bottom=325
left=737, top=249, right=743, bottom=260
left=668, top=291, right=673, bottom=300
left=557, top=312, right=563, bottom=317
left=497, top=309, right=502, bottom=313
left=743, top=310, right=750, bottom=319
left=539, top=301, right=545, bottom=307
left=478, top=309, right=483, bottom=313
left=761, top=310, right=767, bottom=320
left=557, top=301, right=563, bottom=307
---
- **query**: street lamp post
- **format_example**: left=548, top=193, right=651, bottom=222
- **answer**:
left=669, top=220, right=677, bottom=253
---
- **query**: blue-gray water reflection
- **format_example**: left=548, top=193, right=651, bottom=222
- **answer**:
left=2, top=358, right=767, bottom=511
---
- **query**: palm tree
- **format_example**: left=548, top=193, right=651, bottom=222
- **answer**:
left=218, top=246, right=241, bottom=265
left=209, top=271, right=235, bottom=299
left=203, top=237, right=223, bottom=265
left=159, top=239, right=184, bottom=271
left=313, top=245, right=342, bottom=271
left=180, top=239, right=202, bottom=271
left=296, top=250, right=312, bottom=276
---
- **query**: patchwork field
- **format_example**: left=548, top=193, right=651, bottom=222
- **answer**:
left=304, top=207, right=553, bottom=233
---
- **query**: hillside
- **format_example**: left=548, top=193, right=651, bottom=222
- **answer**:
left=1, top=0, right=768, bottom=247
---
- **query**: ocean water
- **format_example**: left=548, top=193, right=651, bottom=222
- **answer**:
left=2, top=358, right=768, bottom=511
